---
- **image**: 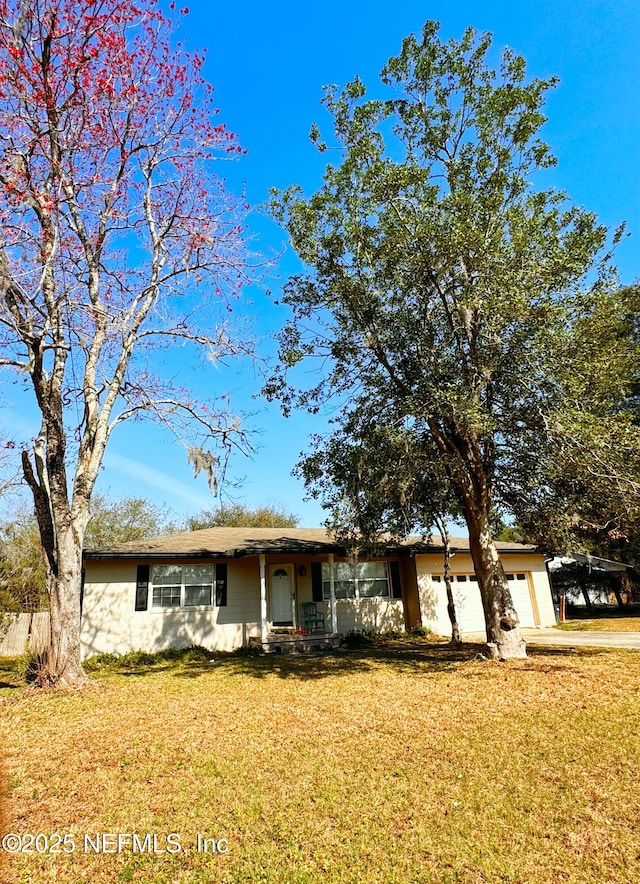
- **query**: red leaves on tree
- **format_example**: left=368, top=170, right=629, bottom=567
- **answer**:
left=0, top=0, right=252, bottom=507
left=0, top=0, right=247, bottom=301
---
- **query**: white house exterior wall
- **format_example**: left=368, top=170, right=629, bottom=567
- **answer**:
left=81, top=546, right=555, bottom=656
left=80, top=558, right=261, bottom=658
left=81, top=554, right=408, bottom=658
left=245, top=554, right=406, bottom=635
left=332, top=598, right=405, bottom=633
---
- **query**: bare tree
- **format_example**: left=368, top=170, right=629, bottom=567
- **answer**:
left=0, top=0, right=254, bottom=686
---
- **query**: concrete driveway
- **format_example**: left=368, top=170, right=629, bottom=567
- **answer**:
left=520, top=627, right=640, bottom=650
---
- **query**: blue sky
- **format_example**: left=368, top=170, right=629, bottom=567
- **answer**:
left=2, top=0, right=639, bottom=528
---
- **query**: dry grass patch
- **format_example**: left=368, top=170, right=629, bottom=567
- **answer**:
left=1, top=642, right=640, bottom=883
left=556, top=617, right=640, bottom=632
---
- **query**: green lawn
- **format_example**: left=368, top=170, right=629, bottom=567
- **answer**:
left=1, top=641, right=639, bottom=883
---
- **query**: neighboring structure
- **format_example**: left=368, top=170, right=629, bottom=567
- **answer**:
left=547, top=552, right=632, bottom=608
left=80, top=528, right=557, bottom=657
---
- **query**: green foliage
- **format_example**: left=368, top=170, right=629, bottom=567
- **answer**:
left=298, top=400, right=463, bottom=550
left=342, top=628, right=407, bottom=649
left=83, top=645, right=213, bottom=672
left=496, top=524, right=532, bottom=545
left=185, top=502, right=299, bottom=530
left=0, top=504, right=47, bottom=612
left=82, top=652, right=122, bottom=671
left=266, top=20, right=637, bottom=568
left=507, top=282, right=640, bottom=560
left=84, top=493, right=173, bottom=548
left=0, top=494, right=174, bottom=613
left=409, top=625, right=433, bottom=638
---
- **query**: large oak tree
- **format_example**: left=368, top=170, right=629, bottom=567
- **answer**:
left=0, top=0, right=252, bottom=685
left=266, top=22, right=626, bottom=658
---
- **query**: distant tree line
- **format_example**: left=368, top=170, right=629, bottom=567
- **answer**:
left=0, top=497, right=299, bottom=613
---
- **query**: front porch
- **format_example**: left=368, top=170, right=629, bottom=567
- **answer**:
left=258, top=553, right=340, bottom=642
left=250, top=630, right=343, bottom=655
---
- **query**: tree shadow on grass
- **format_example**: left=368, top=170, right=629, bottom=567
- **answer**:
left=112, top=652, right=376, bottom=681
left=96, top=639, right=614, bottom=683
left=207, top=648, right=452, bottom=681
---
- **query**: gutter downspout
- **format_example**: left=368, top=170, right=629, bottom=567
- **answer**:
left=328, top=552, right=337, bottom=635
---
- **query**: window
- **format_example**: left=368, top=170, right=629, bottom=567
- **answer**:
left=151, top=564, right=214, bottom=608
left=431, top=572, right=525, bottom=584
left=321, top=562, right=390, bottom=599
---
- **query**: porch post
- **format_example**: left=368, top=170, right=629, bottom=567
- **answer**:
left=259, top=554, right=268, bottom=642
left=328, top=552, right=337, bottom=635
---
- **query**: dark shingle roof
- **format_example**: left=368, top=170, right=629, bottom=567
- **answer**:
left=83, top=527, right=538, bottom=560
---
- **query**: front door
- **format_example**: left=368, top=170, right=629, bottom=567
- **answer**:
left=270, top=564, right=295, bottom=626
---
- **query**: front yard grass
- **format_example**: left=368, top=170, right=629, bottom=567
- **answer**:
left=1, top=640, right=640, bottom=883
left=556, top=610, right=640, bottom=632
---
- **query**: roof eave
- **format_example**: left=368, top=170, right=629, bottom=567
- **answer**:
left=83, top=543, right=348, bottom=561
left=83, top=541, right=539, bottom=561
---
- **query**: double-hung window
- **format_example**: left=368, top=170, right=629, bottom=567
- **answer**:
left=321, top=562, right=390, bottom=599
left=151, top=564, right=214, bottom=608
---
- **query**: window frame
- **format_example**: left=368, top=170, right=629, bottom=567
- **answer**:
left=431, top=572, right=527, bottom=585
left=321, top=561, right=391, bottom=600
left=150, top=563, right=215, bottom=610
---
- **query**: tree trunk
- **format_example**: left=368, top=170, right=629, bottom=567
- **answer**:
left=578, top=577, right=592, bottom=612
left=436, top=518, right=461, bottom=645
left=463, top=496, right=527, bottom=660
left=36, top=524, right=88, bottom=688
left=610, top=575, right=625, bottom=609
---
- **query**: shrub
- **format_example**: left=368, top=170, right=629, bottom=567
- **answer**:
left=409, top=625, right=433, bottom=638
left=83, top=645, right=213, bottom=672
left=342, top=628, right=407, bottom=649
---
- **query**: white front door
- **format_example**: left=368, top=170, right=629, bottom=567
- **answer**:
left=270, top=564, right=295, bottom=625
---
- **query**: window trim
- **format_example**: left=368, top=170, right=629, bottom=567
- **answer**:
left=431, top=572, right=527, bottom=584
left=321, top=561, right=391, bottom=600
left=150, top=564, right=215, bottom=610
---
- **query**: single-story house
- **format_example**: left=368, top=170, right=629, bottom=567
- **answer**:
left=80, top=528, right=557, bottom=657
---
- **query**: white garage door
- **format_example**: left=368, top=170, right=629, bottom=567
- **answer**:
left=507, top=572, right=536, bottom=627
left=451, top=575, right=485, bottom=633
left=434, top=572, right=536, bottom=632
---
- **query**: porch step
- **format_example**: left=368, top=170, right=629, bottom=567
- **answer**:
left=249, top=633, right=343, bottom=655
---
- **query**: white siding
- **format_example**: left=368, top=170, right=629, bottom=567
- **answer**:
left=501, top=554, right=556, bottom=627
left=335, top=598, right=405, bottom=633
left=80, top=558, right=261, bottom=658
left=82, top=549, right=553, bottom=654
left=452, top=578, right=485, bottom=633
left=289, top=555, right=407, bottom=635
left=507, top=577, right=535, bottom=628
left=81, top=553, right=410, bottom=657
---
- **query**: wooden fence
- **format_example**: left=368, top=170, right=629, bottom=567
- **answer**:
left=0, top=612, right=50, bottom=656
